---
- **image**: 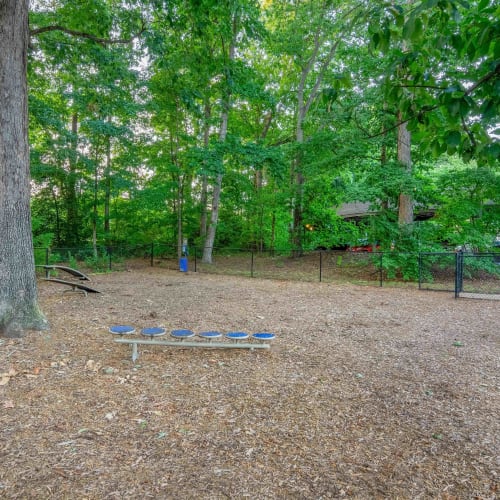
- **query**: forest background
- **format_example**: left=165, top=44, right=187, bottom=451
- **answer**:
left=26, top=0, right=499, bottom=267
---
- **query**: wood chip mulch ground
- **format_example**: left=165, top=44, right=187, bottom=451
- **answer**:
left=0, top=268, right=498, bottom=499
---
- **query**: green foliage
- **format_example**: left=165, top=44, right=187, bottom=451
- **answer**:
left=84, top=253, right=112, bottom=272
left=25, top=0, right=498, bottom=264
left=371, top=0, right=500, bottom=165
left=462, top=255, right=500, bottom=280
left=433, top=165, right=500, bottom=248
left=379, top=252, right=419, bottom=281
left=32, top=216, right=54, bottom=249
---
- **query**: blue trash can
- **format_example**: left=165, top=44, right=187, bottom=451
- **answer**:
left=179, top=257, right=188, bottom=272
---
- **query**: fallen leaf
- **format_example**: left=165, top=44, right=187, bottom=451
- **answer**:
left=0, top=369, right=17, bottom=385
left=85, top=360, right=101, bottom=372
left=3, top=400, right=15, bottom=409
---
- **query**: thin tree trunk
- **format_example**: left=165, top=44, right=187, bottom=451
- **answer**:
left=270, top=210, right=276, bottom=255
left=52, top=184, right=62, bottom=246
left=202, top=18, right=236, bottom=264
left=380, top=103, right=389, bottom=211
left=199, top=100, right=211, bottom=239
left=292, top=119, right=305, bottom=256
left=202, top=173, right=223, bottom=263
left=291, top=15, right=343, bottom=256
left=177, top=178, right=183, bottom=259
left=398, top=2, right=414, bottom=227
left=254, top=111, right=272, bottom=253
left=397, top=114, right=413, bottom=226
left=92, top=149, right=99, bottom=258
left=255, top=169, right=264, bottom=252
left=66, top=112, right=80, bottom=247
left=104, top=131, right=111, bottom=242
left=0, top=0, right=48, bottom=336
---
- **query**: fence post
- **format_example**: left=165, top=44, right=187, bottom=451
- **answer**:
left=194, top=247, right=197, bottom=272
left=319, top=251, right=323, bottom=282
left=455, top=251, right=463, bottom=299
left=379, top=252, right=383, bottom=287
left=150, top=242, right=154, bottom=267
left=418, top=253, right=422, bottom=290
left=42, top=248, right=50, bottom=277
left=108, top=247, right=112, bottom=271
left=251, top=251, right=254, bottom=278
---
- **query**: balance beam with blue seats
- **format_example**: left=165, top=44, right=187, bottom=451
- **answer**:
left=110, top=325, right=275, bottom=362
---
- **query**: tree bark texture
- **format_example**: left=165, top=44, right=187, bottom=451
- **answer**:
left=0, top=0, right=48, bottom=336
left=397, top=116, right=414, bottom=225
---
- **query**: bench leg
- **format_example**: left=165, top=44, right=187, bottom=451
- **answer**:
left=132, top=343, right=138, bottom=363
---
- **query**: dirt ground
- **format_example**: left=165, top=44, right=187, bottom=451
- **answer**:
left=0, top=268, right=498, bottom=499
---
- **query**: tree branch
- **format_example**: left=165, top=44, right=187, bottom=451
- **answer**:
left=395, top=84, right=446, bottom=90
left=365, top=105, right=438, bottom=139
left=29, top=21, right=146, bottom=45
left=302, top=3, right=364, bottom=118
left=367, top=63, right=499, bottom=140
left=465, top=62, right=500, bottom=95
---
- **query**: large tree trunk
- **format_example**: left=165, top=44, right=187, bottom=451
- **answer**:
left=397, top=113, right=413, bottom=225
left=0, top=0, right=48, bottom=336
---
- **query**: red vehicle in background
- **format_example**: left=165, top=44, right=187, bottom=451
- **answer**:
left=348, top=241, right=381, bottom=252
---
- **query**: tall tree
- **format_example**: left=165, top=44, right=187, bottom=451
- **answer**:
left=264, top=0, right=366, bottom=254
left=1, top=0, right=142, bottom=335
left=0, top=0, right=48, bottom=336
left=199, top=0, right=263, bottom=263
left=397, top=14, right=414, bottom=227
left=201, top=18, right=236, bottom=264
left=29, top=0, right=142, bottom=249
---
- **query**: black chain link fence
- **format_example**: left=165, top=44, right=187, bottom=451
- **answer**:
left=455, top=252, right=500, bottom=298
left=35, top=245, right=500, bottom=297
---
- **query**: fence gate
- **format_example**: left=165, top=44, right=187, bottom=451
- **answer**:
left=455, top=252, right=500, bottom=299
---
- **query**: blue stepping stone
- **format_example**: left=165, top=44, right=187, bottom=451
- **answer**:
left=225, top=331, right=249, bottom=341
left=109, top=325, right=135, bottom=335
left=171, top=329, right=195, bottom=339
left=252, top=332, right=276, bottom=342
left=141, top=327, right=166, bottom=337
left=198, top=331, right=222, bottom=340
